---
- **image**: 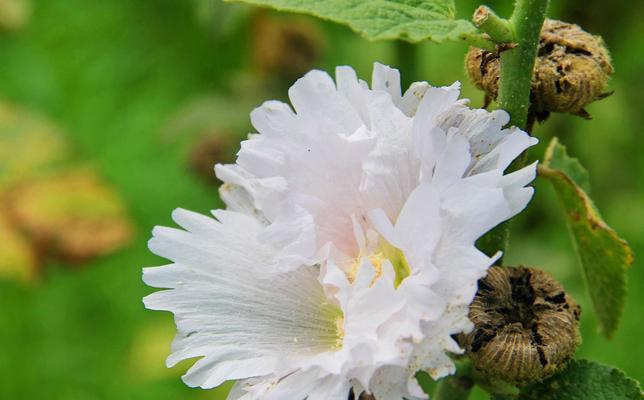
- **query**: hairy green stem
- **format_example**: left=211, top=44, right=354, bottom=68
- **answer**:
left=395, top=40, right=418, bottom=87
left=460, top=31, right=496, bottom=51
left=498, top=0, right=550, bottom=128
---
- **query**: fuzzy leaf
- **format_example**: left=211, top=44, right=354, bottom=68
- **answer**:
left=225, top=0, right=477, bottom=42
left=491, top=360, right=643, bottom=400
left=539, top=138, right=633, bottom=338
left=542, top=137, right=591, bottom=192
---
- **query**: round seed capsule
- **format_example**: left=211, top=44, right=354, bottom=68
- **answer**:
left=465, top=19, right=613, bottom=119
left=461, top=266, right=581, bottom=386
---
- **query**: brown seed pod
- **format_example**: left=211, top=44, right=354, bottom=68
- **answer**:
left=186, top=133, right=237, bottom=185
left=465, top=19, right=613, bottom=119
left=347, top=391, right=375, bottom=400
left=252, top=11, right=325, bottom=83
left=461, top=266, right=581, bottom=386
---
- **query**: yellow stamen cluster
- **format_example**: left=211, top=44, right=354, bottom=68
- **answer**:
left=346, top=241, right=411, bottom=288
left=346, top=252, right=385, bottom=285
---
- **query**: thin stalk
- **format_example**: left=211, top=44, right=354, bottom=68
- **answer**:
left=395, top=40, right=418, bottom=87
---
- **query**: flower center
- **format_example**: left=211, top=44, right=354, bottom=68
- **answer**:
left=346, top=240, right=411, bottom=288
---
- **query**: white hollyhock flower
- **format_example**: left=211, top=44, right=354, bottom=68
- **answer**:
left=144, top=63, right=537, bottom=399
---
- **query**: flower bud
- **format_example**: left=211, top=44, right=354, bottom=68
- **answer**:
left=461, top=266, right=581, bottom=386
left=466, top=19, right=613, bottom=119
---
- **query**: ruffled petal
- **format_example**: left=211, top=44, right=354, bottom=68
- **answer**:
left=143, top=209, right=343, bottom=389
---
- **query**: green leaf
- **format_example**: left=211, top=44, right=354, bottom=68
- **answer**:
left=542, top=137, right=591, bottom=193
left=491, top=360, right=643, bottom=400
left=539, top=138, right=634, bottom=338
left=225, top=0, right=478, bottom=42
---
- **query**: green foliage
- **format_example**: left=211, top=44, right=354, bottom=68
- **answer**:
left=539, top=138, right=634, bottom=338
left=492, top=359, right=643, bottom=399
left=226, top=0, right=478, bottom=42
left=543, top=137, right=591, bottom=192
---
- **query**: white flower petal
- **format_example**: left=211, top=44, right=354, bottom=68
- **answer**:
left=372, top=62, right=402, bottom=102
left=288, top=69, right=362, bottom=135
left=144, top=210, right=344, bottom=389
left=399, top=81, right=431, bottom=117
left=249, top=100, right=297, bottom=138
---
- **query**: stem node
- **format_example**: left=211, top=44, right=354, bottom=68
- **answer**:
left=473, top=6, right=514, bottom=43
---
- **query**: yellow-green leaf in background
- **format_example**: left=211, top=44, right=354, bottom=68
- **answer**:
left=0, top=211, right=36, bottom=283
left=126, top=318, right=181, bottom=381
left=225, top=0, right=478, bottom=43
left=0, top=101, right=69, bottom=190
left=126, top=317, right=235, bottom=400
left=539, top=137, right=634, bottom=339
left=0, top=0, right=30, bottom=31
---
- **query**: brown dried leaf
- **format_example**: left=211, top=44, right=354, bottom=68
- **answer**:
left=6, top=168, right=134, bottom=264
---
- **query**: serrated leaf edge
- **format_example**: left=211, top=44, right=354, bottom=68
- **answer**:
left=224, top=0, right=477, bottom=43
left=539, top=141, right=634, bottom=338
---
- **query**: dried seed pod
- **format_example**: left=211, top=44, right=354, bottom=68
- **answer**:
left=461, top=266, right=581, bottom=386
left=252, top=12, right=325, bottom=83
left=186, top=133, right=237, bottom=185
left=347, top=391, right=375, bottom=400
left=465, top=19, right=613, bottom=119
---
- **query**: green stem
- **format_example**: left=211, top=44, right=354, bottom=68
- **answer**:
left=395, top=40, right=418, bottom=87
left=478, top=0, right=549, bottom=261
left=498, top=0, right=550, bottom=129
left=473, top=6, right=514, bottom=43
left=460, top=31, right=497, bottom=51
left=433, top=360, right=474, bottom=400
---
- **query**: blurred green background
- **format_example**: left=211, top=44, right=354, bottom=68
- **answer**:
left=0, top=1, right=641, bottom=399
